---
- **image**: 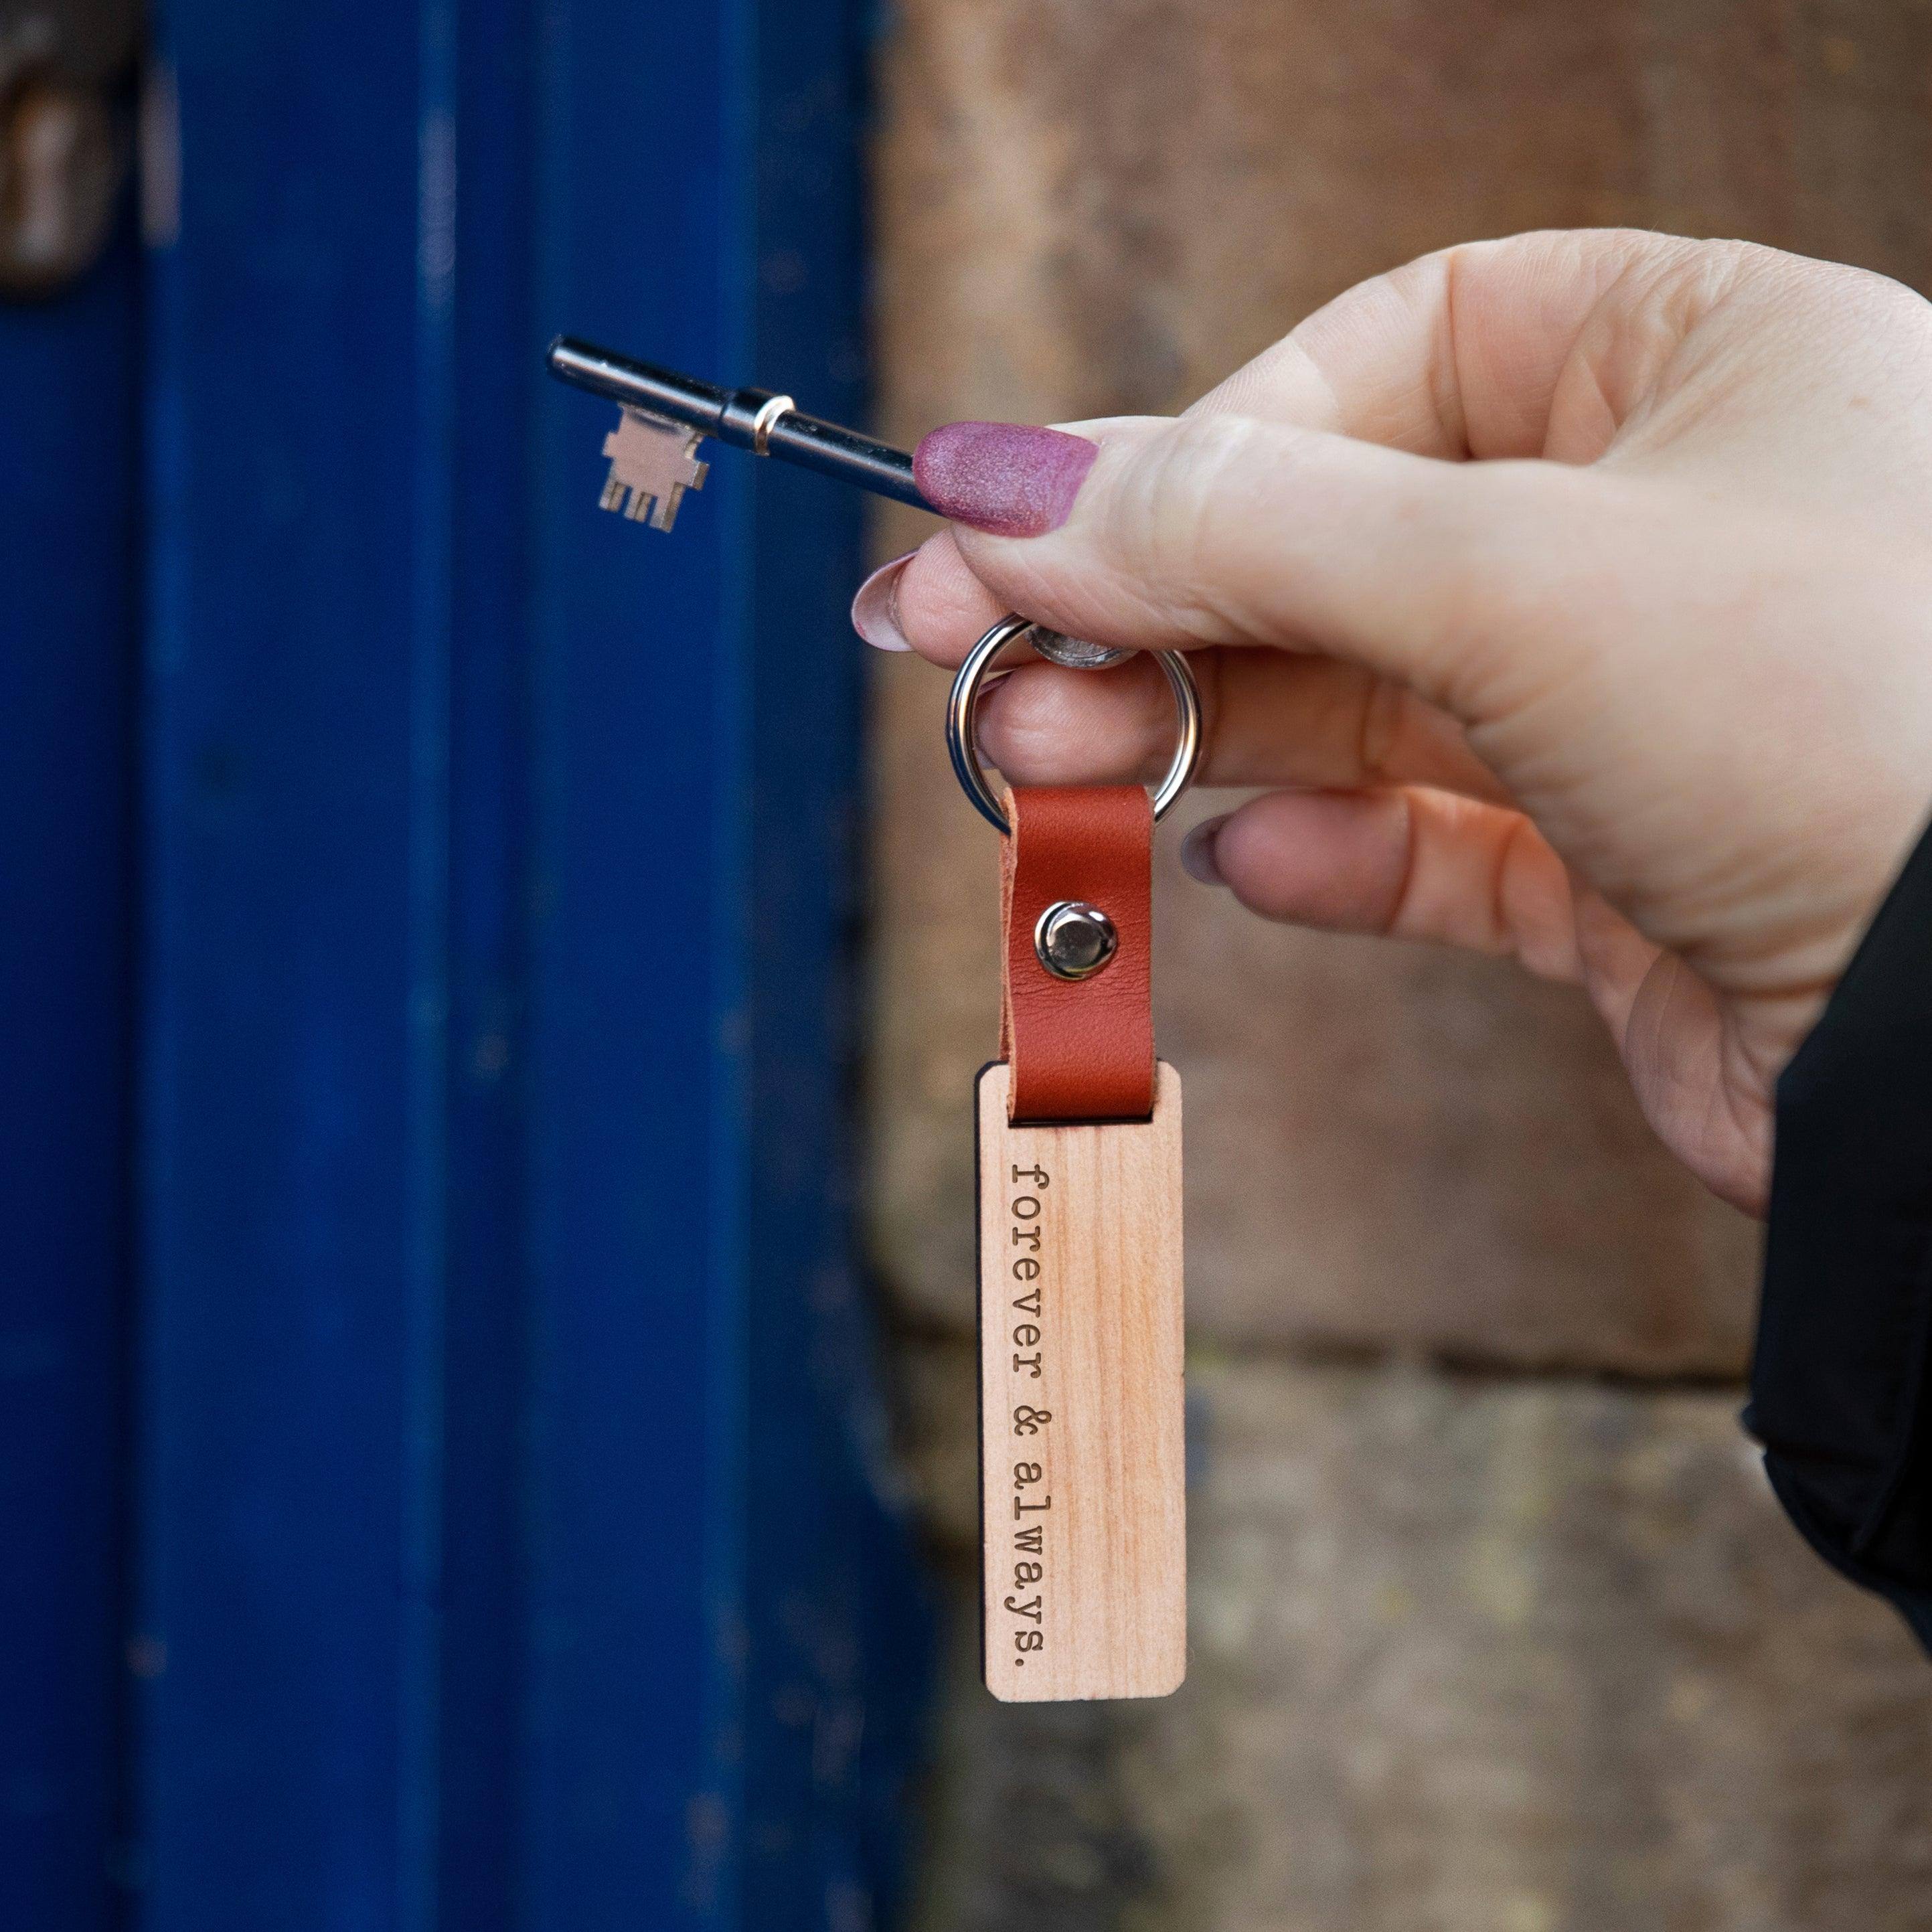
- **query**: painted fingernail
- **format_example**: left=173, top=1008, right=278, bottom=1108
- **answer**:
left=850, top=550, right=918, bottom=651
left=1180, top=815, right=1230, bottom=887
left=912, top=422, right=1099, bottom=537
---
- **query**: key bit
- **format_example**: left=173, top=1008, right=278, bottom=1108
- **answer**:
left=599, top=406, right=710, bottom=531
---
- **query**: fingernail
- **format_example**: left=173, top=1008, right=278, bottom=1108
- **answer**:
left=850, top=550, right=918, bottom=651
left=913, top=421, right=1099, bottom=537
left=1180, top=815, right=1230, bottom=887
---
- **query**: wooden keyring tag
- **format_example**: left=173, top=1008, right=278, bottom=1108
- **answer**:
left=977, top=785, right=1186, bottom=1702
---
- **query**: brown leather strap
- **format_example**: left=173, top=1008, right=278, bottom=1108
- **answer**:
left=1000, top=785, right=1155, bottom=1123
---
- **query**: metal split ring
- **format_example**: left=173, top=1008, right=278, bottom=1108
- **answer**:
left=945, top=613, right=1203, bottom=835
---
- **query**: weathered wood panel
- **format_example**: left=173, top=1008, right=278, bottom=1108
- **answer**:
left=868, top=0, right=1932, bottom=1372
left=910, top=1360, right=1932, bottom=1932
left=870, top=7, right=1932, bottom=1922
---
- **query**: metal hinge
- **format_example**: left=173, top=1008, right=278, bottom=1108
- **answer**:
left=0, top=0, right=139, bottom=299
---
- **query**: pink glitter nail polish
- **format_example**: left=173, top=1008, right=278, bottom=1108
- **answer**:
left=912, top=421, right=1098, bottom=538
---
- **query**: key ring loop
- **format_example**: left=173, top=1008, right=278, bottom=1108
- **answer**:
left=946, top=613, right=1203, bottom=835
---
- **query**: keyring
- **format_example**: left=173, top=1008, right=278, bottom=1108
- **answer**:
left=946, top=613, right=1203, bottom=835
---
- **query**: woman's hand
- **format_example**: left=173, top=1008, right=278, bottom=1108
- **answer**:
left=853, top=230, right=1932, bottom=1212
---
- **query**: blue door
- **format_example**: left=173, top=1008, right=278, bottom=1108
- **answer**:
left=1, top=1, right=931, bottom=1926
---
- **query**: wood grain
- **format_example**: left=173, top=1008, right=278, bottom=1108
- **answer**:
left=977, top=1062, right=1185, bottom=1702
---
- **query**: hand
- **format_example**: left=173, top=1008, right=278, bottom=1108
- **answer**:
left=854, top=230, right=1932, bottom=1212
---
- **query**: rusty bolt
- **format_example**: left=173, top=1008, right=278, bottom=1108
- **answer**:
left=1, top=76, right=123, bottom=298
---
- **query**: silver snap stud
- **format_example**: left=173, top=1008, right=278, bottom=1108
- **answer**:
left=1034, top=901, right=1119, bottom=981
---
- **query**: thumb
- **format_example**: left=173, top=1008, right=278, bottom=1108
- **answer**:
left=914, top=411, right=1608, bottom=720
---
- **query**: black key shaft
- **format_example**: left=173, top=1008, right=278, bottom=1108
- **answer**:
left=547, top=337, right=934, bottom=515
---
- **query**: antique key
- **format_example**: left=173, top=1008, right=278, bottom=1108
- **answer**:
left=546, top=339, right=1195, bottom=1698
left=546, top=338, right=1130, bottom=670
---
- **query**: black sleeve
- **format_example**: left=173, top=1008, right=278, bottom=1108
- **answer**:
left=1749, top=817, right=1932, bottom=1651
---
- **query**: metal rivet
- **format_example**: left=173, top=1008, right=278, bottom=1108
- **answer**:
left=1034, top=901, right=1118, bottom=981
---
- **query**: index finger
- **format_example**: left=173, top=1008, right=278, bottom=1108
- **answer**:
left=1184, top=228, right=1724, bottom=461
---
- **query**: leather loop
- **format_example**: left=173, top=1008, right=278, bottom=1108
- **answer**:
left=1000, top=786, right=1155, bottom=1123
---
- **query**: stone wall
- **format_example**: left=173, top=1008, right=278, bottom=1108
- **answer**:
left=863, top=4, right=1932, bottom=1925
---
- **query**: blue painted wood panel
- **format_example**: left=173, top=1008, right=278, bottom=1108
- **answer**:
left=0, top=222, right=141, bottom=1932
left=136, top=0, right=432, bottom=1915
left=115, top=0, right=929, bottom=1926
